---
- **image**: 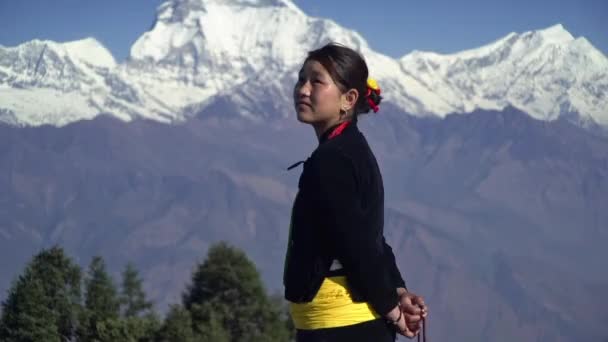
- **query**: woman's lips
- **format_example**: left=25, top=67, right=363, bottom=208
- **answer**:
left=297, top=102, right=312, bottom=108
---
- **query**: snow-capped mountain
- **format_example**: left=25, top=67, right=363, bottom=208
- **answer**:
left=0, top=38, right=118, bottom=126
left=0, top=38, right=173, bottom=126
left=121, top=0, right=371, bottom=121
left=0, top=0, right=606, bottom=128
left=399, top=24, right=608, bottom=126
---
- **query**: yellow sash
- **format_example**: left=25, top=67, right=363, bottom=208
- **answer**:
left=289, top=276, right=380, bottom=330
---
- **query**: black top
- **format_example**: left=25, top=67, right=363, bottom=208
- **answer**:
left=283, top=120, right=406, bottom=317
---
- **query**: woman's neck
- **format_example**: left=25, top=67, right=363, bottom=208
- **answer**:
left=313, top=117, right=352, bottom=141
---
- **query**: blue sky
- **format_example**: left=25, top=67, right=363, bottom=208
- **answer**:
left=0, top=0, right=606, bottom=61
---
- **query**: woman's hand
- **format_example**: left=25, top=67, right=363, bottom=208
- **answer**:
left=385, top=305, right=410, bottom=337
left=397, top=288, right=428, bottom=338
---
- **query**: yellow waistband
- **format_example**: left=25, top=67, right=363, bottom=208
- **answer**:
left=289, top=276, right=380, bottom=330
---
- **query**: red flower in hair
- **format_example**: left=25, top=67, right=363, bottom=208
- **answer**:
left=366, top=78, right=381, bottom=113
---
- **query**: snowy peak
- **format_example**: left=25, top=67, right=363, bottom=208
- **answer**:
left=536, top=23, right=575, bottom=45
left=0, top=38, right=152, bottom=127
left=403, top=24, right=577, bottom=62
left=1, top=38, right=115, bottom=70
left=0, top=38, right=113, bottom=91
left=167, top=0, right=298, bottom=10
left=124, top=0, right=367, bottom=116
left=62, top=38, right=116, bottom=68
left=129, top=0, right=307, bottom=64
left=1, top=0, right=606, bottom=132
left=397, top=24, right=608, bottom=126
left=200, top=0, right=298, bottom=9
left=128, top=0, right=367, bottom=73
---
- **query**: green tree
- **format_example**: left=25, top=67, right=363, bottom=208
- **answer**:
left=79, top=255, right=121, bottom=341
left=155, top=305, right=196, bottom=342
left=91, top=314, right=160, bottom=342
left=0, top=246, right=82, bottom=342
left=122, top=314, right=161, bottom=342
left=182, top=241, right=291, bottom=342
left=120, top=263, right=153, bottom=318
left=0, top=272, right=61, bottom=342
left=270, top=292, right=296, bottom=341
left=190, top=302, right=230, bottom=342
left=119, top=262, right=160, bottom=341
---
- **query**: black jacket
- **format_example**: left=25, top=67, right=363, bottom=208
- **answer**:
left=283, top=120, right=406, bottom=317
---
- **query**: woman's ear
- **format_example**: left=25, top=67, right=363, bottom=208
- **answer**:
left=341, top=88, right=359, bottom=113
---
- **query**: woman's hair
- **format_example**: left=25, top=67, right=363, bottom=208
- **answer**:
left=305, top=43, right=382, bottom=116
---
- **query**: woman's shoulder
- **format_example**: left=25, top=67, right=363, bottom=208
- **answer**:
left=309, top=141, right=370, bottom=184
left=309, top=143, right=352, bottom=172
left=318, top=130, right=372, bottom=161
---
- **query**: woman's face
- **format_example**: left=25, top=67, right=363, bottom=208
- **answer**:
left=293, top=60, right=343, bottom=128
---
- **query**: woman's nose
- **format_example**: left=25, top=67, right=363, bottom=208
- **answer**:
left=296, top=81, right=311, bottom=97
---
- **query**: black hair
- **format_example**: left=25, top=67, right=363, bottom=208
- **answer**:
left=305, top=42, right=382, bottom=116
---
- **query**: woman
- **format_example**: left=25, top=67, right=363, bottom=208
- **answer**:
left=283, top=43, right=428, bottom=342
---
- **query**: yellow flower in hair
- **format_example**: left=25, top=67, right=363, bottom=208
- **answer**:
left=367, top=78, right=380, bottom=91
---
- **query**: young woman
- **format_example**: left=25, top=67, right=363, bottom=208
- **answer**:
left=283, top=43, right=428, bottom=341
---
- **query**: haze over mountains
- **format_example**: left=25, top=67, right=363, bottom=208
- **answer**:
left=1, top=0, right=607, bottom=341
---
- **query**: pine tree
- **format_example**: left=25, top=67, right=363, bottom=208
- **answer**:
left=0, top=246, right=82, bottom=342
left=0, top=272, right=61, bottom=342
left=122, top=313, right=161, bottom=342
left=85, top=256, right=120, bottom=320
left=79, top=255, right=121, bottom=341
left=119, top=262, right=160, bottom=341
left=189, top=302, right=230, bottom=342
left=182, top=241, right=291, bottom=342
left=155, top=305, right=196, bottom=342
left=120, top=263, right=153, bottom=318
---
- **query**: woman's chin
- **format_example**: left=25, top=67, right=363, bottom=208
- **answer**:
left=296, top=111, right=313, bottom=124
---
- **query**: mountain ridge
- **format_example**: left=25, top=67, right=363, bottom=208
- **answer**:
left=0, top=0, right=606, bottom=130
left=1, top=105, right=606, bottom=341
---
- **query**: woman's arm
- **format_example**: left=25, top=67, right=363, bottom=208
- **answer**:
left=382, top=237, right=407, bottom=290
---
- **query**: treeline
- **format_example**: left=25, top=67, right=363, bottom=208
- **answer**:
left=0, top=242, right=294, bottom=342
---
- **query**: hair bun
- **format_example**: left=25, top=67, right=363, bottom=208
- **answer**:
left=365, top=78, right=383, bottom=113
